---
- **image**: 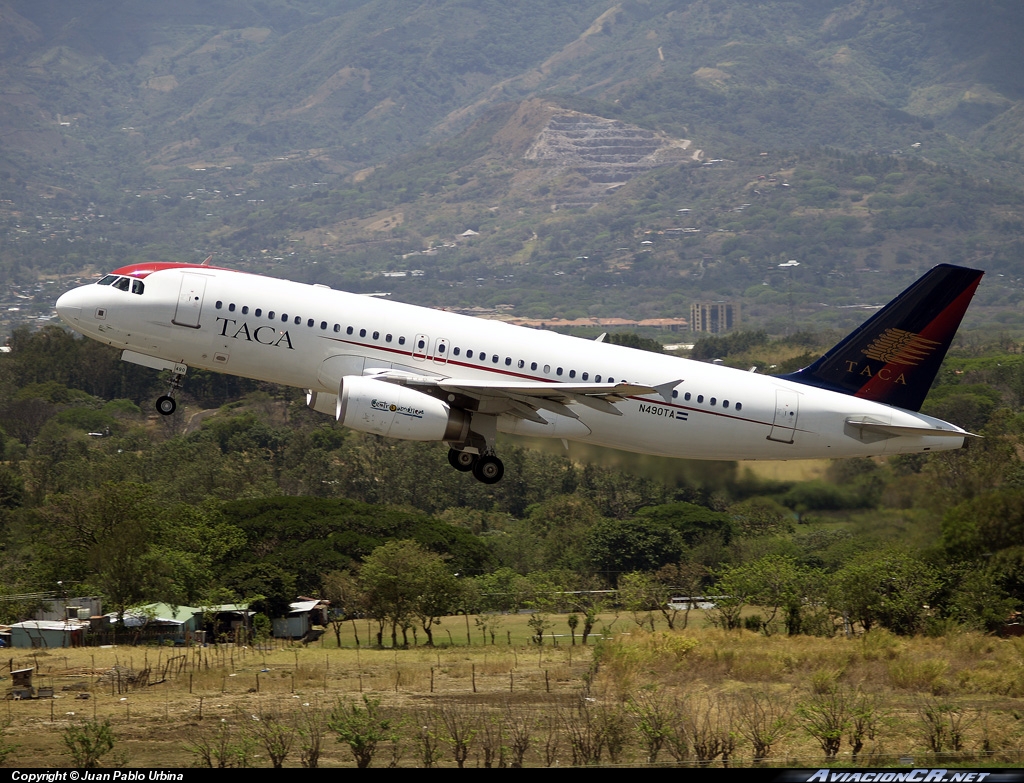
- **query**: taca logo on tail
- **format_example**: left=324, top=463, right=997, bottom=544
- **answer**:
left=779, top=264, right=983, bottom=412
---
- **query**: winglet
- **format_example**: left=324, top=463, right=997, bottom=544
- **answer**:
left=654, top=379, right=682, bottom=403
left=779, top=264, right=983, bottom=412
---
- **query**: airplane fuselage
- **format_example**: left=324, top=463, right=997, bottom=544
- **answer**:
left=55, top=264, right=969, bottom=464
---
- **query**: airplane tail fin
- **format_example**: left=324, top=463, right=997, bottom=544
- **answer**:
left=778, top=264, right=983, bottom=412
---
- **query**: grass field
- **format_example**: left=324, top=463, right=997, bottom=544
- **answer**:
left=3, top=612, right=1024, bottom=768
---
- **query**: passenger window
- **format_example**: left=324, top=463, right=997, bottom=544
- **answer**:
left=453, top=347, right=460, bottom=356
left=492, top=355, right=499, bottom=364
left=531, top=362, right=538, bottom=371
left=242, top=306, right=249, bottom=314
left=518, top=360, right=524, bottom=369
left=723, top=400, right=729, bottom=408
left=268, top=311, right=276, bottom=319
left=320, top=322, right=327, bottom=330
left=294, top=316, right=301, bottom=325
left=467, top=350, right=474, bottom=359
left=282, top=313, right=289, bottom=322
left=544, top=365, right=551, bottom=374
left=608, top=377, right=615, bottom=383
left=418, top=338, right=426, bottom=349
left=373, top=331, right=379, bottom=340
left=595, top=375, right=601, bottom=382
left=735, top=402, right=743, bottom=411
left=399, top=336, right=406, bottom=345
left=582, top=372, right=589, bottom=381
left=672, top=390, right=678, bottom=398
left=360, top=329, right=366, bottom=337
left=307, top=318, right=315, bottom=327
left=569, top=370, right=576, bottom=378
left=556, top=368, right=563, bottom=376
left=504, top=357, right=511, bottom=365
left=684, top=392, right=691, bottom=401
left=228, top=303, right=236, bottom=312
left=255, top=309, right=262, bottom=317
left=697, top=395, right=704, bottom=403
left=347, top=326, right=353, bottom=335
left=438, top=344, right=446, bottom=353
left=386, top=334, right=393, bottom=342
left=710, top=398, right=717, bottom=406
left=334, top=324, right=340, bottom=332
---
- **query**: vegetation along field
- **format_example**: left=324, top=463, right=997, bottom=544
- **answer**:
left=5, top=618, right=1024, bottom=768
left=4, top=0, right=1024, bottom=768
left=4, top=323, right=1024, bottom=767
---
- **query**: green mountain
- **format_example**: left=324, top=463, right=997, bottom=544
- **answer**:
left=2, top=0, right=1024, bottom=334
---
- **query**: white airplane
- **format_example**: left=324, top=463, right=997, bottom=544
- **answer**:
left=55, top=261, right=982, bottom=484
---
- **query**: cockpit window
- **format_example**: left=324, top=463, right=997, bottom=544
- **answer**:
left=112, top=277, right=130, bottom=292
left=97, top=275, right=117, bottom=286
left=131, top=279, right=144, bottom=295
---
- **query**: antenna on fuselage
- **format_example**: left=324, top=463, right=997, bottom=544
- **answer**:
left=594, top=333, right=607, bottom=343
left=201, top=255, right=213, bottom=266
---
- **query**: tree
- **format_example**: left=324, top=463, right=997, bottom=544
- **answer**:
left=33, top=483, right=169, bottom=624
left=830, top=549, right=938, bottom=635
left=322, top=570, right=363, bottom=647
left=618, top=571, right=657, bottom=631
left=62, top=720, right=117, bottom=769
left=942, top=488, right=1024, bottom=560
left=716, top=555, right=821, bottom=636
left=329, top=696, right=397, bottom=769
left=359, top=540, right=457, bottom=647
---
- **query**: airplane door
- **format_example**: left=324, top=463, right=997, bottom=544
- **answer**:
left=412, top=333, right=428, bottom=361
left=767, top=389, right=799, bottom=443
left=172, top=273, right=207, bottom=329
left=432, top=338, right=450, bottom=366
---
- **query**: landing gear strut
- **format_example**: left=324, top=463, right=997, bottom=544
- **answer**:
left=446, top=412, right=504, bottom=483
left=155, top=369, right=185, bottom=416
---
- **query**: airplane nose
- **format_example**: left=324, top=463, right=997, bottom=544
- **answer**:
left=55, top=289, right=82, bottom=324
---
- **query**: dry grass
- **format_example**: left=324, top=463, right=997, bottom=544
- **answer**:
left=3, top=615, right=1024, bottom=767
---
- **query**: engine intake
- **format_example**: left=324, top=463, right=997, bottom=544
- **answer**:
left=337, top=376, right=469, bottom=442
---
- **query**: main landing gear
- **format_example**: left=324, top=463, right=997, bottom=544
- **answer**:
left=155, top=368, right=185, bottom=416
left=447, top=448, right=504, bottom=485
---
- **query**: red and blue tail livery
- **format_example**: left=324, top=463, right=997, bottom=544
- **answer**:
left=779, top=264, right=983, bottom=412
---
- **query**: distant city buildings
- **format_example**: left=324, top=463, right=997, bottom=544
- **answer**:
left=690, top=301, right=739, bottom=334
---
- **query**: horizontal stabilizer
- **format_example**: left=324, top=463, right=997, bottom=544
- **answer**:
left=844, top=417, right=977, bottom=440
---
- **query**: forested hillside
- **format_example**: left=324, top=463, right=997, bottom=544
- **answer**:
left=2, top=325, right=1023, bottom=636
left=3, top=1, right=1024, bottom=334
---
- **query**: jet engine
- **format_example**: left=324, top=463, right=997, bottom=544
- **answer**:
left=306, top=390, right=338, bottom=416
left=337, top=375, right=469, bottom=442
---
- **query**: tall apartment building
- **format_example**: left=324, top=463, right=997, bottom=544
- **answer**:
left=690, top=301, right=739, bottom=334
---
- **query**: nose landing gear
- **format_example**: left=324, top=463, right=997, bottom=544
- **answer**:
left=155, top=368, right=185, bottom=416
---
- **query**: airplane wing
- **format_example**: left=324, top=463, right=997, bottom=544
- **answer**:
left=365, top=369, right=679, bottom=424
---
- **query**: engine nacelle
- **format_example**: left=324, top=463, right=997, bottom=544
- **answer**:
left=306, top=390, right=338, bottom=416
left=337, top=376, right=469, bottom=442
